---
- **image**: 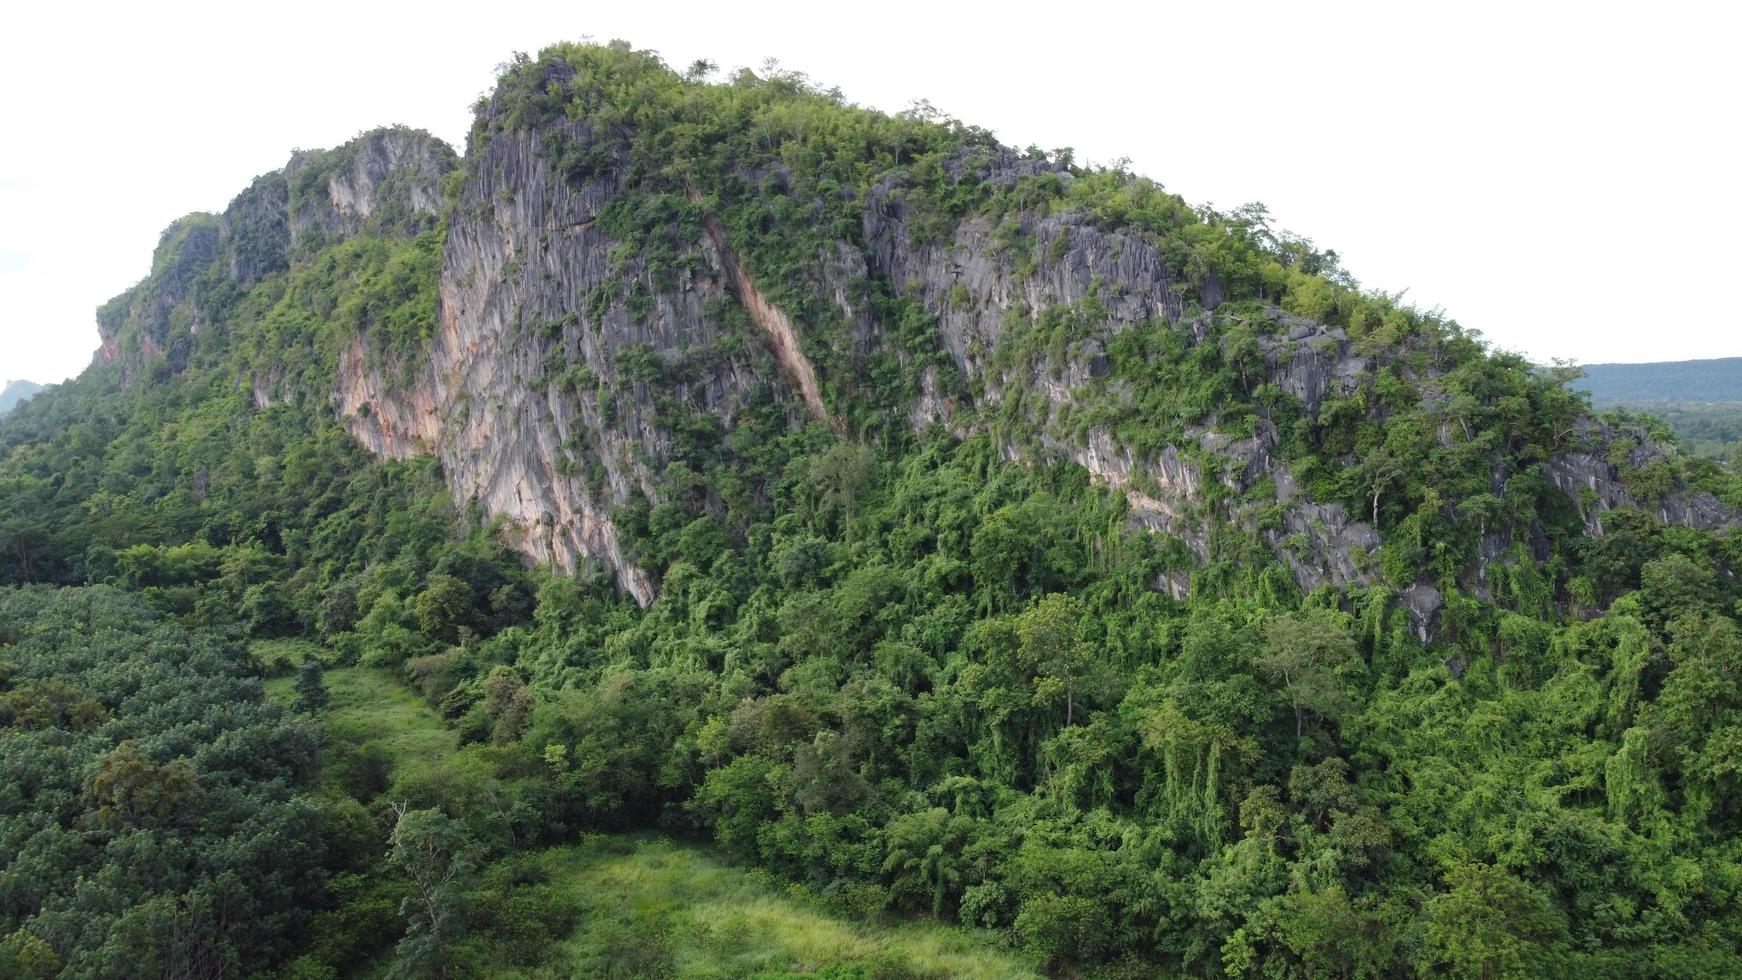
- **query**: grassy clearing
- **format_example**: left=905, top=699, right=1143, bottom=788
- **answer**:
left=263, top=657, right=455, bottom=795
left=518, top=835, right=1044, bottom=980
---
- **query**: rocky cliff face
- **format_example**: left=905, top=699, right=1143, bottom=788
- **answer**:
left=337, top=111, right=803, bottom=602
left=328, top=84, right=1735, bottom=617
left=859, top=163, right=1390, bottom=593
left=95, top=214, right=221, bottom=383
left=90, top=70, right=1737, bottom=620
left=220, top=127, right=455, bottom=288
left=1546, top=424, right=1736, bottom=535
left=98, top=128, right=455, bottom=386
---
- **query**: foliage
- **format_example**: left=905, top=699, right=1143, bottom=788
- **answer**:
left=0, top=586, right=323, bottom=977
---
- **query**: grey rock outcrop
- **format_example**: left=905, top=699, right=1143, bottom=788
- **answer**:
left=225, top=127, right=454, bottom=284
left=95, top=214, right=221, bottom=381
left=337, top=109, right=807, bottom=603
left=335, top=102, right=1736, bottom=609
left=1546, top=451, right=1732, bottom=534
left=97, top=128, right=456, bottom=385
left=86, top=74, right=1738, bottom=616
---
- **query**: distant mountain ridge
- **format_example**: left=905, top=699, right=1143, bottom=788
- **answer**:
left=0, top=379, right=44, bottom=414
left=1576, top=356, right=1742, bottom=404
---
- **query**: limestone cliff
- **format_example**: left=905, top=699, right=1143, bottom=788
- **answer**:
left=96, top=127, right=455, bottom=386
left=89, top=55, right=1738, bottom=622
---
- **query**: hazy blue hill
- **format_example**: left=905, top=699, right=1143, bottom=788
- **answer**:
left=0, top=379, right=44, bottom=415
left=1576, top=356, right=1742, bottom=404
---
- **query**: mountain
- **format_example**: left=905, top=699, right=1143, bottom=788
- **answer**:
left=88, top=48, right=1736, bottom=625
left=0, top=379, right=43, bottom=414
left=2, top=40, right=1740, bottom=977
left=1576, top=356, right=1742, bottom=404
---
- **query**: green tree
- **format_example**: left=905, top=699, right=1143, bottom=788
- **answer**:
left=414, top=574, right=471, bottom=644
left=1266, top=885, right=1397, bottom=978
left=1016, top=593, right=1099, bottom=728
left=1420, top=863, right=1568, bottom=979
left=84, top=740, right=199, bottom=831
left=0, top=929, right=60, bottom=980
left=811, top=441, right=874, bottom=544
left=481, top=665, right=532, bottom=744
left=386, top=804, right=475, bottom=979
left=1257, top=609, right=1359, bottom=739
left=293, top=660, right=331, bottom=715
left=882, top=807, right=976, bottom=914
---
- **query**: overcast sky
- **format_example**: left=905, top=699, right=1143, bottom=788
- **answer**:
left=3, top=0, right=1737, bottom=384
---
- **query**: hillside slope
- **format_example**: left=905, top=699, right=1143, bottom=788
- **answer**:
left=3, top=39, right=1742, bottom=978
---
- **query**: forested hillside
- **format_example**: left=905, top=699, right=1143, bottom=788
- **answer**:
left=3, top=40, right=1741, bottom=978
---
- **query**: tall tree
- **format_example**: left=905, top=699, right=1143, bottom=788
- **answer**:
left=292, top=660, right=331, bottom=715
left=386, top=805, right=475, bottom=980
left=1257, top=609, right=1359, bottom=739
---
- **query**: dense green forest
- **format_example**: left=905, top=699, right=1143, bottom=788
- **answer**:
left=4, top=40, right=1742, bottom=979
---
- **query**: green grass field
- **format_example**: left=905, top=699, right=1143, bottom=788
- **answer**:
left=263, top=653, right=1043, bottom=978
left=525, top=836, right=1044, bottom=979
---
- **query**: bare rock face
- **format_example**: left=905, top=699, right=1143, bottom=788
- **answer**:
left=1545, top=450, right=1733, bottom=533
left=220, top=126, right=454, bottom=288
left=95, top=214, right=221, bottom=383
left=220, top=175, right=290, bottom=285
left=97, top=128, right=456, bottom=385
left=331, top=106, right=1735, bottom=609
left=337, top=106, right=812, bottom=603
left=282, top=129, right=454, bottom=248
left=863, top=167, right=1201, bottom=389
left=856, top=165, right=1388, bottom=596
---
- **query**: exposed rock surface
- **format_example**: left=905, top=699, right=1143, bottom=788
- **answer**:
left=857, top=174, right=1403, bottom=597
left=337, top=111, right=804, bottom=602
left=97, top=128, right=455, bottom=383
left=691, top=190, right=837, bottom=432
left=219, top=128, right=452, bottom=287
left=95, top=215, right=221, bottom=383
left=88, top=93, right=1738, bottom=614
left=1546, top=451, right=1734, bottom=534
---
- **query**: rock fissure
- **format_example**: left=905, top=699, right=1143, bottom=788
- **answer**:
left=687, top=188, right=838, bottom=432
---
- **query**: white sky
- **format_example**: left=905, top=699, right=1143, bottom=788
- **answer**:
left=2, top=0, right=1738, bottom=384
